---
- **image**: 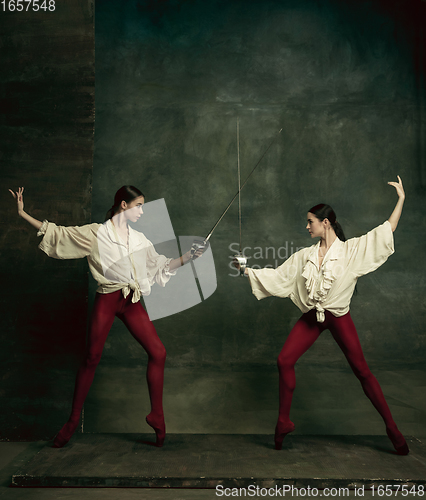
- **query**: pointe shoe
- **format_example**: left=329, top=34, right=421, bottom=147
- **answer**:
left=274, top=420, right=295, bottom=450
left=146, top=413, right=166, bottom=447
left=52, top=420, right=80, bottom=448
left=386, top=426, right=409, bottom=455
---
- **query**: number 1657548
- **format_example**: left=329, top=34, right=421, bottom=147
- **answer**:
left=1, top=0, right=55, bottom=11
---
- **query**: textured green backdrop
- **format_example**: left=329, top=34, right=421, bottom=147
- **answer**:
left=1, top=0, right=425, bottom=440
left=86, top=0, right=426, bottom=435
left=1, top=0, right=94, bottom=440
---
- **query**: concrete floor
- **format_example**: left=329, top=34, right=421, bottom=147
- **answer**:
left=2, top=442, right=209, bottom=499
left=1, top=434, right=425, bottom=499
left=1, top=368, right=425, bottom=499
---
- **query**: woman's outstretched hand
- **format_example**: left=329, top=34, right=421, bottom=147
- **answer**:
left=388, top=175, right=405, bottom=199
left=8, top=188, right=42, bottom=230
left=387, top=176, right=405, bottom=232
left=9, top=187, right=24, bottom=214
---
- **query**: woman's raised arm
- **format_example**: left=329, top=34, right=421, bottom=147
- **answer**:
left=9, top=187, right=43, bottom=230
left=387, top=176, right=405, bottom=232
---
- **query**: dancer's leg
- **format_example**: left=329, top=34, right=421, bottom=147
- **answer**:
left=328, top=311, right=408, bottom=454
left=53, top=292, right=117, bottom=447
left=119, top=300, right=166, bottom=446
left=275, top=310, right=323, bottom=448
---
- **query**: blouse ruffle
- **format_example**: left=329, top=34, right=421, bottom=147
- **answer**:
left=37, top=220, right=49, bottom=237
left=163, top=257, right=174, bottom=276
left=301, top=255, right=336, bottom=323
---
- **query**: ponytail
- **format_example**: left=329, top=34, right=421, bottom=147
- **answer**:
left=104, top=204, right=118, bottom=222
left=331, top=220, right=346, bottom=242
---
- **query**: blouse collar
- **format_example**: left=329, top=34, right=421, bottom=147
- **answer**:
left=307, top=237, right=344, bottom=270
left=105, top=219, right=128, bottom=248
left=105, top=219, right=146, bottom=252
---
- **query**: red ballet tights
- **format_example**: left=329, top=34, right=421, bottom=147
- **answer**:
left=54, top=291, right=165, bottom=447
left=277, top=310, right=398, bottom=430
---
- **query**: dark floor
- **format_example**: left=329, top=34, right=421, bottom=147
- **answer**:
left=1, top=433, right=425, bottom=499
left=1, top=367, right=425, bottom=498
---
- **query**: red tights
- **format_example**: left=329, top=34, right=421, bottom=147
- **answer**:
left=275, top=309, right=408, bottom=453
left=53, top=290, right=166, bottom=447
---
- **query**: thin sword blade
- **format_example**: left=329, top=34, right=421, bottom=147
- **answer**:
left=205, top=127, right=282, bottom=241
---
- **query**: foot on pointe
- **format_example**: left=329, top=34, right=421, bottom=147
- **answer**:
left=386, top=426, right=409, bottom=455
left=274, top=420, right=295, bottom=451
left=146, top=412, right=166, bottom=447
left=52, top=420, right=79, bottom=448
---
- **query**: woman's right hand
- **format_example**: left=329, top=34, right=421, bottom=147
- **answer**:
left=9, top=187, right=24, bottom=215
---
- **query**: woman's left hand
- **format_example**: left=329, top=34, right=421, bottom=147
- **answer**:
left=388, top=175, right=405, bottom=199
left=9, top=186, right=25, bottom=214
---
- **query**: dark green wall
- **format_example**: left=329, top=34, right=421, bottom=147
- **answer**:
left=87, top=0, right=426, bottom=434
left=1, top=1, right=94, bottom=439
left=1, top=0, right=425, bottom=440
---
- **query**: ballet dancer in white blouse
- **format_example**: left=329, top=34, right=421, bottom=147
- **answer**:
left=10, top=185, right=206, bottom=448
left=236, top=176, right=409, bottom=455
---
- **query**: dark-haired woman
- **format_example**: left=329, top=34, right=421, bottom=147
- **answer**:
left=236, top=176, right=409, bottom=455
left=9, top=185, right=202, bottom=448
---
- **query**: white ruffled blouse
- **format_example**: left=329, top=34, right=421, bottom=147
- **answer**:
left=37, top=219, right=176, bottom=302
left=247, top=221, right=394, bottom=322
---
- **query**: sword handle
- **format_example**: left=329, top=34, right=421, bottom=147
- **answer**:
left=190, top=239, right=209, bottom=260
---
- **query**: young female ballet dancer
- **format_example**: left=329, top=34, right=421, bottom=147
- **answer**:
left=9, top=185, right=204, bottom=448
left=235, top=176, right=409, bottom=455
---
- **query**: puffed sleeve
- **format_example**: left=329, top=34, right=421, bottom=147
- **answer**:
left=38, top=221, right=96, bottom=259
left=145, top=240, right=177, bottom=287
left=247, top=251, right=299, bottom=300
left=347, top=221, right=394, bottom=278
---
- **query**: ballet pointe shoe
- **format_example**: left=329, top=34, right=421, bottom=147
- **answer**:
left=52, top=419, right=80, bottom=448
left=386, top=426, right=409, bottom=455
left=274, top=420, right=295, bottom=450
left=146, top=412, right=166, bottom=447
